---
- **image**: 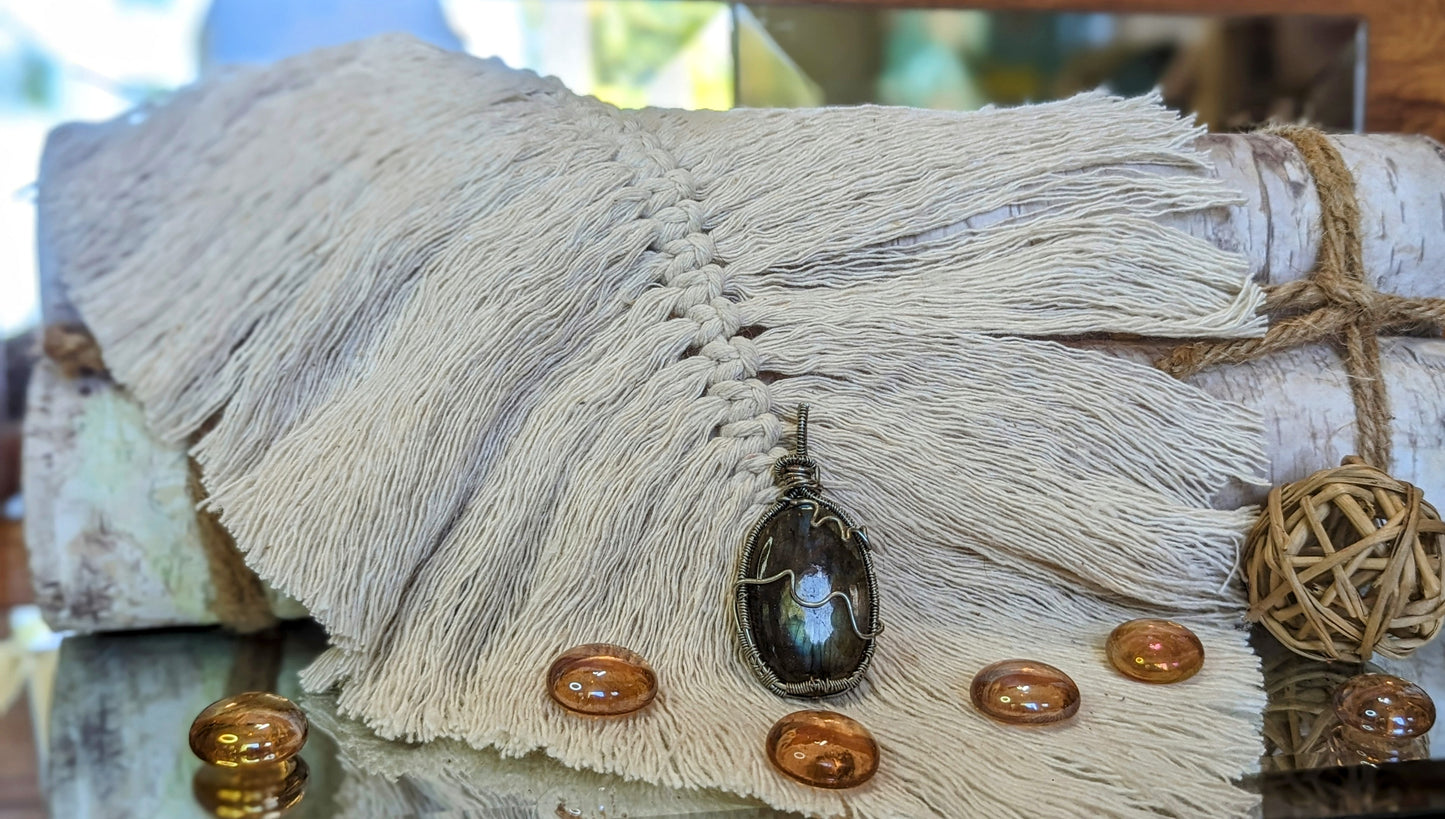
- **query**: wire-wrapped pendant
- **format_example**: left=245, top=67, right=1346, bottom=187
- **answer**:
left=735, top=405, right=881, bottom=698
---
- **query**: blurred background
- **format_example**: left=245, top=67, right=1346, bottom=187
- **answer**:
left=0, top=1, right=1368, bottom=813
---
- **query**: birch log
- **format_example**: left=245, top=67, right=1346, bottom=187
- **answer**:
left=23, top=360, right=306, bottom=631
left=26, top=70, right=1445, bottom=632
left=946, top=131, right=1445, bottom=295
left=1184, top=133, right=1445, bottom=295
left=1086, top=337, right=1445, bottom=509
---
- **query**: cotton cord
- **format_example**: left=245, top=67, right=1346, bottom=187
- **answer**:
left=1159, top=125, right=1445, bottom=470
left=41, top=35, right=1273, bottom=819
left=187, top=457, right=277, bottom=633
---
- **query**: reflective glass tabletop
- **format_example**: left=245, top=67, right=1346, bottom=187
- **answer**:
left=8, top=621, right=1445, bottom=818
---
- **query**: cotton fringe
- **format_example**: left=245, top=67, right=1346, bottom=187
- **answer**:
left=42, top=35, right=1271, bottom=818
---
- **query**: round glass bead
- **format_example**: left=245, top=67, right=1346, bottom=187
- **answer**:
left=189, top=692, right=308, bottom=767
left=192, top=757, right=308, bottom=818
left=765, top=710, right=878, bottom=789
left=1333, top=673, right=1436, bottom=738
left=1106, top=619, right=1205, bottom=684
left=547, top=643, right=658, bottom=716
left=970, top=659, right=1080, bottom=725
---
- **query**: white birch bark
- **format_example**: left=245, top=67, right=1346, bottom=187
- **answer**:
left=944, top=131, right=1445, bottom=296
left=1085, top=337, right=1445, bottom=509
left=1180, top=133, right=1445, bottom=295
left=23, top=360, right=305, bottom=631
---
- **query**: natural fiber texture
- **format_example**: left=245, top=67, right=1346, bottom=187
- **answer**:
left=1245, top=457, right=1445, bottom=663
left=42, top=36, right=1272, bottom=818
left=186, top=458, right=277, bottom=634
left=1160, top=125, right=1445, bottom=471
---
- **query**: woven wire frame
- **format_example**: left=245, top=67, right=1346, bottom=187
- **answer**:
left=734, top=490, right=880, bottom=698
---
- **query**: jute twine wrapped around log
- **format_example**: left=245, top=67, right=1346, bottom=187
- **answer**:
left=1245, top=457, right=1445, bottom=662
left=1168, top=126, right=1445, bottom=663
left=1161, top=125, right=1445, bottom=470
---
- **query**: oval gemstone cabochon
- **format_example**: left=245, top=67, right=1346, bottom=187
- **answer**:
left=189, top=691, right=309, bottom=767
left=1106, top=619, right=1205, bottom=684
left=766, top=709, right=879, bottom=789
left=1333, top=673, right=1436, bottom=738
left=741, top=498, right=876, bottom=689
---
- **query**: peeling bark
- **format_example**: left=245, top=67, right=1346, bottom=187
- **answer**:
left=1174, top=133, right=1445, bottom=295
left=23, top=360, right=305, bottom=632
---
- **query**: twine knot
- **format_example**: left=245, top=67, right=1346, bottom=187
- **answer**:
left=1159, top=125, right=1445, bottom=471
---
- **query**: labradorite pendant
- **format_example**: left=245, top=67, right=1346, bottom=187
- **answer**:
left=735, top=404, right=881, bottom=698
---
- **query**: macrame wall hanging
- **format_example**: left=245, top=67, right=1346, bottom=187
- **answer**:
left=36, top=34, right=1285, bottom=818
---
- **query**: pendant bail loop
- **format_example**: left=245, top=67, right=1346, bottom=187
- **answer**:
left=794, top=403, right=810, bottom=460
left=773, top=456, right=820, bottom=492
left=773, top=405, right=820, bottom=492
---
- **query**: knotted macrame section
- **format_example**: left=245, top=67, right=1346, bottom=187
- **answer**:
left=43, top=35, right=1271, bottom=819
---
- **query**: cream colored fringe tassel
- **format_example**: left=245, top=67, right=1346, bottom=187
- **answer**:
left=43, top=35, right=1269, bottom=818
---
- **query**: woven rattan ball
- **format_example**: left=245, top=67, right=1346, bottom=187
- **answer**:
left=1259, top=640, right=1371, bottom=771
left=1245, top=457, right=1445, bottom=663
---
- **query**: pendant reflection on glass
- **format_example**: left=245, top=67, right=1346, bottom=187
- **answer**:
left=735, top=405, right=882, bottom=698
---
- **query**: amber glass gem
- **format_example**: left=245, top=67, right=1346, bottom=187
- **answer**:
left=189, top=692, right=308, bottom=767
left=970, top=660, right=1080, bottom=725
left=1106, top=619, right=1205, bottom=684
left=192, top=757, right=308, bottom=818
left=765, top=710, right=878, bottom=789
left=1327, top=724, right=1431, bottom=766
left=1333, top=673, right=1436, bottom=738
left=547, top=643, right=658, bottom=716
